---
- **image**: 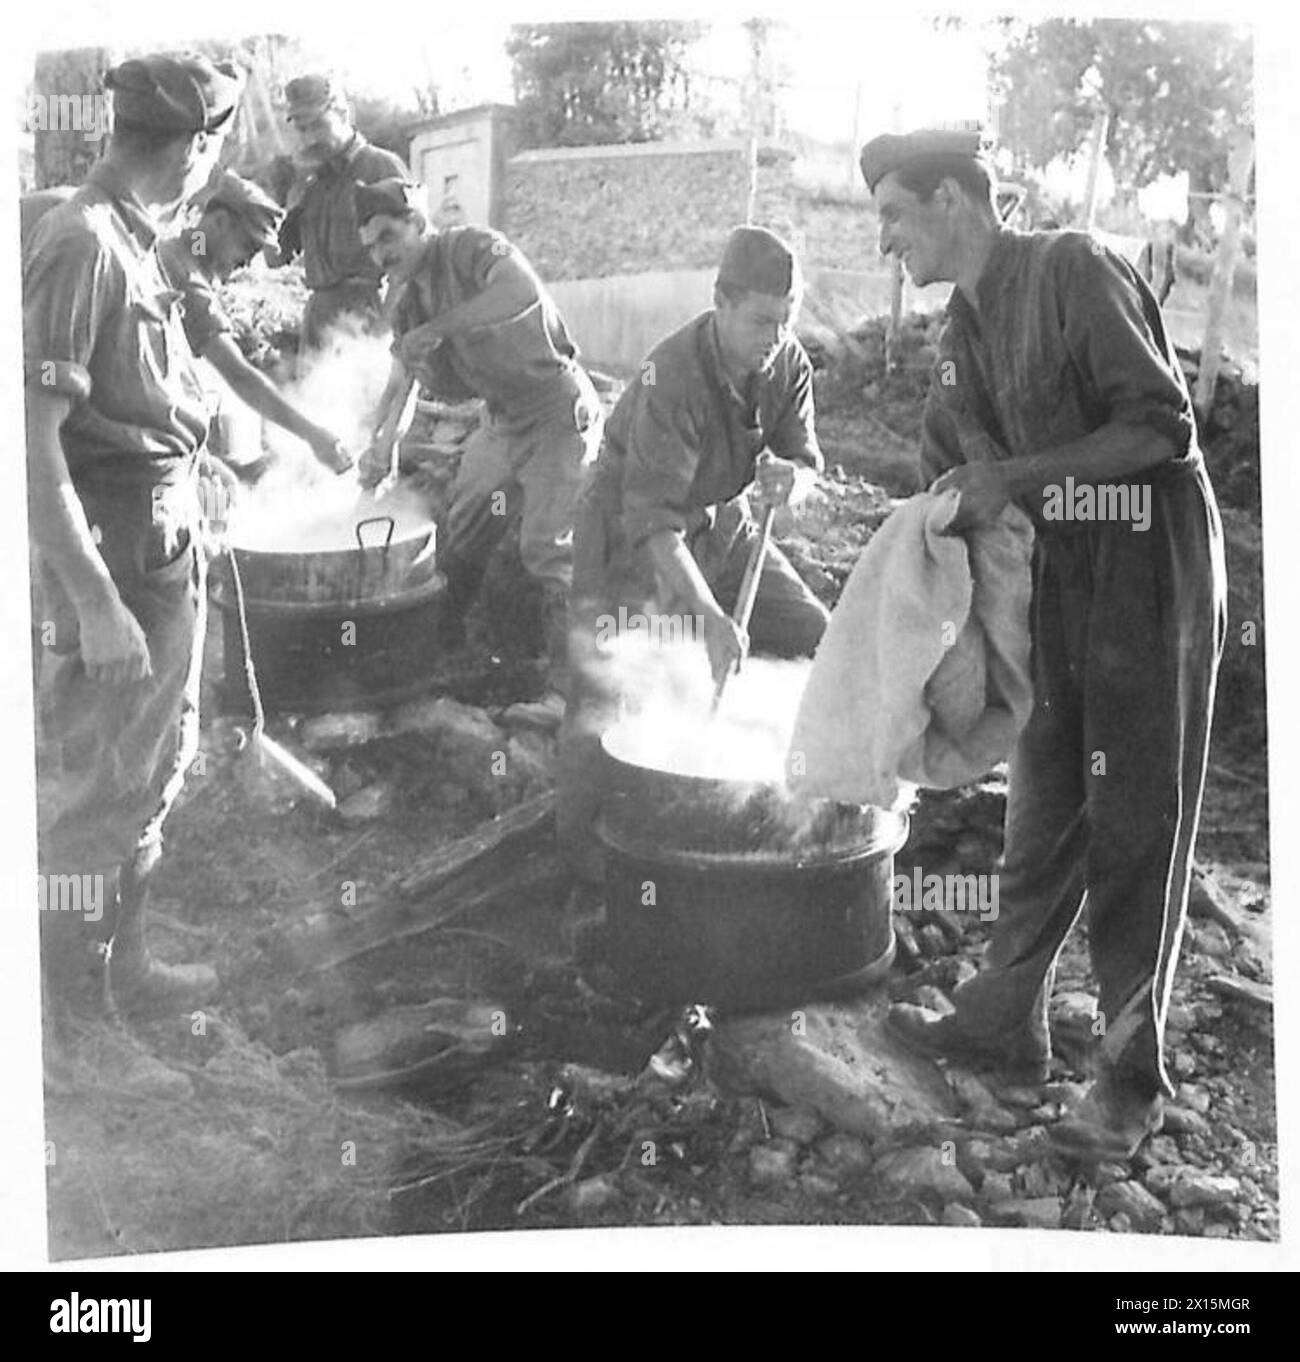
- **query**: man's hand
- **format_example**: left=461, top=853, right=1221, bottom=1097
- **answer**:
left=78, top=592, right=152, bottom=685
left=701, top=603, right=747, bottom=689
left=307, top=429, right=354, bottom=475
left=752, top=450, right=798, bottom=509
left=358, top=436, right=402, bottom=496
left=932, top=463, right=1013, bottom=533
left=198, top=454, right=240, bottom=555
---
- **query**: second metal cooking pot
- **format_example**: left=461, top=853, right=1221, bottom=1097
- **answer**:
left=596, top=729, right=907, bottom=1012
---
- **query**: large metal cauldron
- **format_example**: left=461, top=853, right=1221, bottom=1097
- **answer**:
left=209, top=507, right=444, bottom=715
left=596, top=728, right=907, bottom=1013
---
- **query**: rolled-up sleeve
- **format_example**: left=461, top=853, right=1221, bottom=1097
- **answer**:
left=768, top=344, right=824, bottom=472
left=23, top=227, right=112, bottom=400
left=1057, top=237, right=1194, bottom=457
left=620, top=385, right=705, bottom=547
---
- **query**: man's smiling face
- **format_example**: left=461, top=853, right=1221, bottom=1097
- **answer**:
left=872, top=172, right=957, bottom=287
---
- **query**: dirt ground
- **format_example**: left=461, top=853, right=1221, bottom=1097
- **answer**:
left=41, top=367, right=1274, bottom=1260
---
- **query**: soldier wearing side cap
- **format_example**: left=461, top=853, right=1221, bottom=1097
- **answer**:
left=24, top=53, right=244, bottom=1097
left=857, top=129, right=1227, bottom=1159
left=277, top=73, right=412, bottom=353
left=555, top=225, right=831, bottom=890
left=156, top=170, right=353, bottom=477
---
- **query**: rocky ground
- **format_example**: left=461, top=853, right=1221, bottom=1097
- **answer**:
left=41, top=293, right=1273, bottom=1258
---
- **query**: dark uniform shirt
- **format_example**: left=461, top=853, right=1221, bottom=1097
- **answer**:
left=593, top=310, right=821, bottom=550
left=23, top=160, right=210, bottom=484
left=921, top=229, right=1198, bottom=524
left=389, top=226, right=584, bottom=419
left=283, top=132, right=410, bottom=291
left=157, top=229, right=233, bottom=356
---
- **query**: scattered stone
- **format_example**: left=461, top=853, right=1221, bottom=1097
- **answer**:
left=800, top=1173, right=839, bottom=1199
left=1203, top=1222, right=1233, bottom=1239
left=962, top=1139, right=995, bottom=1177
left=501, top=732, right=553, bottom=799
left=389, top=694, right=501, bottom=751
left=1143, top=1164, right=1180, bottom=1198
left=1169, top=1171, right=1241, bottom=1211
left=942, top=1203, right=982, bottom=1228
left=981, top=1172, right=1014, bottom=1203
left=569, top=1175, right=622, bottom=1214
left=1190, top=922, right=1233, bottom=961
left=918, top=924, right=948, bottom=957
left=770, top=1105, right=824, bottom=1145
left=300, top=711, right=383, bottom=752
left=749, top=1141, right=800, bottom=1185
left=710, top=997, right=957, bottom=1141
left=337, top=783, right=394, bottom=824
left=947, top=1070, right=1019, bottom=1134
left=1176, top=1083, right=1212, bottom=1115
left=1097, top=1180, right=1167, bottom=1232
left=1030, top=1104, right=1059, bottom=1123
left=1172, top=1051, right=1198, bottom=1079
left=1109, top=1213, right=1133, bottom=1233
left=913, top=985, right=955, bottom=1016
left=815, top=1132, right=875, bottom=1179
left=996, top=1084, right=1046, bottom=1109
left=330, top=760, right=367, bottom=799
left=923, top=956, right=978, bottom=991
left=1092, top=1163, right=1131, bottom=1188
left=1052, top=991, right=1100, bottom=1030
left=994, top=1197, right=1062, bottom=1230
left=1175, top=1207, right=1206, bottom=1236
left=874, top=1146, right=974, bottom=1203
left=1144, top=1135, right=1182, bottom=1166
left=1166, top=1003, right=1196, bottom=1032
left=1162, top=1106, right=1213, bottom=1140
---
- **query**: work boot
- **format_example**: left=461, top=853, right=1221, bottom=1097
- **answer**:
left=435, top=555, right=487, bottom=652
left=1050, top=1067, right=1165, bottom=1162
left=107, top=868, right=219, bottom=1016
left=888, top=1002, right=1052, bottom=1086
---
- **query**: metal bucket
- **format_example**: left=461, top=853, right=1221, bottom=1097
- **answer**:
left=596, top=730, right=906, bottom=1012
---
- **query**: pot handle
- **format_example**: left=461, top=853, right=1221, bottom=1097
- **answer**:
left=355, top=515, right=396, bottom=553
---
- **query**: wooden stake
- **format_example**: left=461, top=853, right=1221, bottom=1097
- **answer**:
left=1194, top=130, right=1255, bottom=419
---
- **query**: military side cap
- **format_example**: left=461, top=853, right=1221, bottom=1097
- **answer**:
left=106, top=53, right=242, bottom=133
left=283, top=73, right=344, bottom=125
left=859, top=127, right=987, bottom=191
left=717, top=225, right=801, bottom=298
left=354, top=178, right=424, bottom=226
left=205, top=171, right=284, bottom=247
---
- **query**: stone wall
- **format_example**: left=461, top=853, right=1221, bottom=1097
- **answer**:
left=505, top=141, right=797, bottom=282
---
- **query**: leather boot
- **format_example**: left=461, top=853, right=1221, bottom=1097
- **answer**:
left=107, top=862, right=219, bottom=1016
left=435, top=555, right=487, bottom=652
left=887, top=1002, right=1052, bottom=1086
left=1050, top=1066, right=1165, bottom=1162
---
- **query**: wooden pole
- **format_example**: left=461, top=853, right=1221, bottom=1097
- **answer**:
left=1082, top=107, right=1110, bottom=229
left=1194, top=129, right=1255, bottom=419
left=885, top=99, right=905, bottom=369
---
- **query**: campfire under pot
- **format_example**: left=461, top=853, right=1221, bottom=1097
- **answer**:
left=596, top=726, right=907, bottom=1013
left=209, top=497, right=446, bottom=716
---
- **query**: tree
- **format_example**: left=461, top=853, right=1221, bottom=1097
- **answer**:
left=990, top=19, right=1252, bottom=232
left=506, top=21, right=703, bottom=149
left=29, top=48, right=118, bottom=188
